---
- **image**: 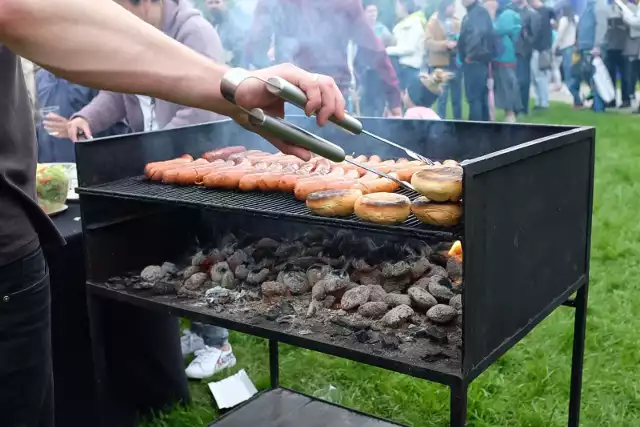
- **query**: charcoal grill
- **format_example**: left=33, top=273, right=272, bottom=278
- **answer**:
left=77, top=117, right=595, bottom=427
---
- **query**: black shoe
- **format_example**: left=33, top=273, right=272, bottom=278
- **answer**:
left=606, top=101, right=617, bottom=108
left=620, top=101, right=631, bottom=109
left=532, top=106, right=549, bottom=112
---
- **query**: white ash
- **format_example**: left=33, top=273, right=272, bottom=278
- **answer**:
left=341, top=285, right=371, bottom=310
left=323, top=295, right=336, bottom=308
left=210, top=262, right=231, bottom=283
left=358, top=302, right=389, bottom=318
left=161, top=262, right=178, bottom=277
left=277, top=271, right=310, bottom=295
left=234, top=265, right=249, bottom=281
left=182, top=272, right=209, bottom=290
left=205, top=286, right=234, bottom=306
left=246, top=268, right=270, bottom=286
left=408, top=286, right=438, bottom=311
left=426, top=304, right=457, bottom=324
left=181, top=265, right=201, bottom=280
left=367, top=285, right=387, bottom=302
left=384, top=293, right=412, bottom=308
left=449, top=294, right=462, bottom=312
left=382, top=304, right=414, bottom=328
left=261, top=281, right=287, bottom=297
left=141, top=265, right=164, bottom=283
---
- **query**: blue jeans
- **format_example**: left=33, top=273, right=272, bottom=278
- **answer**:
left=192, top=323, right=229, bottom=347
left=516, top=54, right=532, bottom=114
left=463, top=62, right=489, bottom=121
left=561, top=47, right=573, bottom=85
left=569, top=51, right=605, bottom=113
left=435, top=66, right=462, bottom=119
left=531, top=50, right=550, bottom=108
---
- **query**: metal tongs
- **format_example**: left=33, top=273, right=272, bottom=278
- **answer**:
left=220, top=68, right=422, bottom=193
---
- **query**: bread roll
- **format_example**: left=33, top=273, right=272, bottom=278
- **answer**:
left=442, top=159, right=459, bottom=167
left=411, top=166, right=462, bottom=202
left=306, top=189, right=363, bottom=217
left=354, top=193, right=411, bottom=225
left=411, top=196, right=462, bottom=227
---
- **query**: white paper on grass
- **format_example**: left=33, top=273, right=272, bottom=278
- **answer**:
left=207, top=369, right=258, bottom=409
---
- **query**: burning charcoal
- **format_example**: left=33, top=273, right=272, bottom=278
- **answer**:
left=261, top=281, right=287, bottom=298
left=382, top=305, right=414, bottom=328
left=351, top=259, right=375, bottom=273
left=384, top=293, right=412, bottom=308
left=183, top=272, right=209, bottom=290
left=449, top=294, right=462, bottom=312
left=358, top=302, right=389, bottom=319
left=277, top=271, right=310, bottom=295
left=210, top=262, right=233, bottom=284
left=340, top=285, right=371, bottom=310
left=235, top=264, right=250, bottom=281
left=227, top=250, right=248, bottom=271
left=355, top=329, right=372, bottom=343
left=381, top=334, right=400, bottom=350
left=447, top=330, right=463, bottom=347
left=152, top=281, right=178, bottom=295
left=425, top=265, right=448, bottom=279
left=446, top=257, right=462, bottom=283
left=247, top=268, right=271, bottom=286
left=252, top=238, right=279, bottom=259
left=205, top=286, right=232, bottom=306
left=413, top=325, right=448, bottom=344
left=161, top=262, right=178, bottom=277
left=330, top=317, right=371, bottom=331
left=426, top=304, right=457, bottom=324
left=411, top=257, right=432, bottom=280
left=323, top=295, right=336, bottom=308
left=141, top=265, right=164, bottom=283
left=381, top=261, right=411, bottom=278
left=208, top=248, right=226, bottom=264
left=351, top=268, right=382, bottom=287
left=368, top=285, right=387, bottom=303
left=181, top=265, right=201, bottom=280
left=381, top=275, right=412, bottom=294
left=408, top=286, right=438, bottom=311
left=428, top=276, right=454, bottom=302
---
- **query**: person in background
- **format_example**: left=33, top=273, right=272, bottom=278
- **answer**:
left=552, top=3, right=577, bottom=91
left=459, top=0, right=495, bottom=121
left=570, top=0, right=609, bottom=111
left=529, top=0, right=555, bottom=111
left=621, top=0, right=640, bottom=112
left=21, top=58, right=38, bottom=113
left=205, top=0, right=248, bottom=67
left=387, top=0, right=427, bottom=90
left=425, top=0, right=463, bottom=119
left=38, top=71, right=129, bottom=162
left=485, top=0, right=522, bottom=123
left=606, top=1, right=631, bottom=108
left=246, top=0, right=403, bottom=117
left=356, top=1, right=395, bottom=116
left=507, top=0, right=540, bottom=115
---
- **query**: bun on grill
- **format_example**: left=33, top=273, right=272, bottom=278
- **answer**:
left=411, top=166, right=462, bottom=202
left=411, top=196, right=462, bottom=227
left=306, top=189, right=363, bottom=217
left=354, top=192, right=411, bottom=225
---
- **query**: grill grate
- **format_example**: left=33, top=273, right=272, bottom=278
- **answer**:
left=77, top=176, right=461, bottom=239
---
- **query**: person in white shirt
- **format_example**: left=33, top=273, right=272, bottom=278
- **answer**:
left=552, top=4, right=577, bottom=91
left=387, top=0, right=427, bottom=90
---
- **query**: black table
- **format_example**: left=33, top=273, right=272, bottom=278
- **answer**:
left=49, top=203, right=97, bottom=427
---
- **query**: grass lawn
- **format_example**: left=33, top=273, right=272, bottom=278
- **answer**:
left=140, top=106, right=640, bottom=427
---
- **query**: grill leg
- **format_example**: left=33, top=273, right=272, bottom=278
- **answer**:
left=269, top=339, right=280, bottom=389
left=87, top=292, right=111, bottom=427
left=568, top=282, right=589, bottom=427
left=450, top=380, right=468, bottom=427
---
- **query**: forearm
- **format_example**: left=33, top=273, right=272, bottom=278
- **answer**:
left=0, top=0, right=238, bottom=118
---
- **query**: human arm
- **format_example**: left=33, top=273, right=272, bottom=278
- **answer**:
left=621, top=3, right=640, bottom=29
left=386, top=21, right=425, bottom=56
left=425, top=19, right=451, bottom=52
left=379, top=25, right=396, bottom=47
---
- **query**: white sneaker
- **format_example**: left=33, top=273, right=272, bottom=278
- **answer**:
left=181, top=330, right=205, bottom=357
left=185, top=345, right=237, bottom=379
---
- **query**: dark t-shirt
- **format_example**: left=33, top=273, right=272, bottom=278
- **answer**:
left=533, top=5, right=555, bottom=51
left=0, top=46, right=63, bottom=266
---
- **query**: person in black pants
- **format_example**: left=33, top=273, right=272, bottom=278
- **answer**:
left=606, top=6, right=631, bottom=108
left=458, top=0, right=495, bottom=121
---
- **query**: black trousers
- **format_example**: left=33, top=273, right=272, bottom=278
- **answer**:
left=0, top=247, right=53, bottom=427
left=516, top=54, right=532, bottom=114
left=606, top=49, right=630, bottom=103
left=463, top=62, right=489, bottom=121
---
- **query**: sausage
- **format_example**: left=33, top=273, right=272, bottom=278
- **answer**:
left=238, top=172, right=264, bottom=191
left=202, top=146, right=246, bottom=161
left=256, top=163, right=285, bottom=191
left=360, top=173, right=400, bottom=194
left=393, top=165, right=430, bottom=181
left=144, top=155, right=193, bottom=178
left=257, top=163, right=300, bottom=191
left=313, top=158, right=333, bottom=175
left=368, top=155, right=382, bottom=163
left=203, top=167, right=258, bottom=189
left=396, top=158, right=410, bottom=164
left=174, top=161, right=240, bottom=185
left=149, top=159, right=207, bottom=181
left=163, top=159, right=225, bottom=184
left=228, top=150, right=268, bottom=163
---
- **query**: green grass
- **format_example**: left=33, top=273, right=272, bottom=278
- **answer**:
left=140, top=106, right=640, bottom=427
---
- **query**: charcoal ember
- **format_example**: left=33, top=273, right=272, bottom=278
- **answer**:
left=381, top=275, right=412, bottom=294
left=355, top=329, right=372, bottom=343
left=381, top=334, right=400, bottom=350
left=183, top=272, right=209, bottom=290
left=261, top=281, right=287, bottom=298
left=277, top=271, right=310, bottom=295
left=208, top=248, right=226, bottom=264
left=384, top=293, right=412, bottom=308
left=246, top=268, right=270, bottom=286
left=206, top=286, right=232, bottom=306
left=253, top=238, right=279, bottom=259
left=151, top=281, right=178, bottom=295
left=449, top=294, right=462, bottom=312
left=410, top=257, right=432, bottom=280
left=141, top=265, right=164, bottom=283
left=425, top=265, right=448, bottom=279
left=235, top=264, right=250, bottom=281
left=408, top=286, right=438, bottom=311
left=367, top=285, right=387, bottom=302
left=446, top=257, right=462, bottom=282
left=275, top=242, right=303, bottom=259
left=358, top=302, right=389, bottom=318
left=160, top=262, right=178, bottom=277
left=226, top=250, right=248, bottom=271
left=381, top=261, right=411, bottom=278
left=352, top=259, right=375, bottom=273
left=428, top=276, right=454, bottom=302
left=181, top=265, right=201, bottom=280
left=323, top=295, right=336, bottom=308
left=413, top=324, right=448, bottom=344
left=426, top=304, right=457, bottom=324
left=452, top=280, right=463, bottom=294
left=330, top=317, right=371, bottom=331
left=351, top=268, right=382, bottom=287
left=307, top=265, right=331, bottom=288
left=340, top=285, right=371, bottom=310
left=382, top=305, right=414, bottom=328
left=447, top=330, right=463, bottom=347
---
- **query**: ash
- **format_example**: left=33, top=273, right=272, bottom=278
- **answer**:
left=112, top=230, right=464, bottom=369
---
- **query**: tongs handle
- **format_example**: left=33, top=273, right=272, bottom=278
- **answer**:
left=266, top=77, right=364, bottom=135
left=247, top=109, right=346, bottom=163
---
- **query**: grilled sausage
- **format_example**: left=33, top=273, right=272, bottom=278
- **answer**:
left=360, top=173, right=401, bottom=193
left=257, top=163, right=300, bottom=191
left=202, top=146, right=246, bottom=161
left=149, top=159, right=207, bottom=181
left=144, top=155, right=193, bottom=178
left=163, top=159, right=225, bottom=184
left=203, top=166, right=258, bottom=189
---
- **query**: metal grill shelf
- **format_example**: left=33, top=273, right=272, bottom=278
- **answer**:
left=77, top=176, right=460, bottom=239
